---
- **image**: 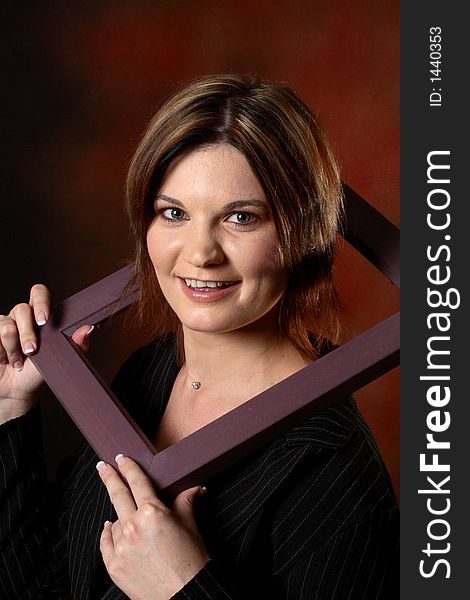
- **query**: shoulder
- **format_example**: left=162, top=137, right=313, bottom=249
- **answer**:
left=110, top=333, right=178, bottom=399
left=276, top=396, right=396, bottom=508
left=111, top=333, right=177, bottom=386
left=107, top=333, right=179, bottom=436
left=204, top=397, right=397, bottom=544
left=268, top=397, right=398, bottom=572
left=63, top=335, right=179, bottom=488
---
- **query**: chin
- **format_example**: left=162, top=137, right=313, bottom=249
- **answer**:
left=178, top=297, right=283, bottom=334
left=177, top=308, right=243, bottom=333
left=181, top=318, right=238, bottom=335
left=181, top=310, right=277, bottom=336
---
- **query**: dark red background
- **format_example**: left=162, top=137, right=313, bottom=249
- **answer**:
left=1, top=1, right=399, bottom=497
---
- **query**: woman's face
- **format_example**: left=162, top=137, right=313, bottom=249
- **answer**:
left=146, top=144, right=289, bottom=335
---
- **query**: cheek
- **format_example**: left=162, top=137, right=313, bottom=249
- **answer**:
left=241, top=237, right=288, bottom=290
left=146, top=226, right=176, bottom=274
left=253, top=234, right=284, bottom=271
left=146, top=230, right=160, bottom=272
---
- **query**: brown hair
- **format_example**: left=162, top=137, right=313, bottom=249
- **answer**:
left=125, top=74, right=343, bottom=362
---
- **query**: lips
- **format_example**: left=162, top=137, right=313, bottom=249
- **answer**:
left=183, top=278, right=236, bottom=290
left=179, top=277, right=240, bottom=302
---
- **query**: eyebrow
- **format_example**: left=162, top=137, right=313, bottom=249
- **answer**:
left=155, top=193, right=268, bottom=212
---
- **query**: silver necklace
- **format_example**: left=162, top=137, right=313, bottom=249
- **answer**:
left=186, top=346, right=274, bottom=391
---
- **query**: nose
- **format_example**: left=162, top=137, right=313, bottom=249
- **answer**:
left=183, top=225, right=225, bottom=268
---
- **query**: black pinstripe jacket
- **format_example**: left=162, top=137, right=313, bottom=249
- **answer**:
left=0, top=334, right=399, bottom=599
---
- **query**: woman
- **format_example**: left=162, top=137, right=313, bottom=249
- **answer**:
left=0, top=75, right=398, bottom=599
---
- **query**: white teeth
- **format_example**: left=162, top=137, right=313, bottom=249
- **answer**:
left=183, top=278, right=234, bottom=289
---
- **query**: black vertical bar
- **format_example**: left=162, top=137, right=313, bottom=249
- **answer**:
left=401, top=3, right=467, bottom=596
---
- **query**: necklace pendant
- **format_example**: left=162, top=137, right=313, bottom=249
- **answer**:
left=191, top=381, right=201, bottom=390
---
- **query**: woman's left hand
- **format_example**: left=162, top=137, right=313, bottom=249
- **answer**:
left=97, top=455, right=210, bottom=600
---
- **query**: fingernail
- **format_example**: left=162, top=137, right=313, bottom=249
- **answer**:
left=96, top=461, right=107, bottom=474
left=115, top=453, right=126, bottom=466
left=14, top=361, right=23, bottom=371
left=103, top=520, right=112, bottom=528
left=24, top=342, right=35, bottom=355
left=85, top=325, right=94, bottom=337
left=199, top=486, right=208, bottom=496
left=36, top=312, right=46, bottom=326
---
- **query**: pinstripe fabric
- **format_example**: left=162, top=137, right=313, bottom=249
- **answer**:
left=0, top=334, right=399, bottom=599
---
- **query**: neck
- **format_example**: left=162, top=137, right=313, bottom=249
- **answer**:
left=180, top=312, right=305, bottom=390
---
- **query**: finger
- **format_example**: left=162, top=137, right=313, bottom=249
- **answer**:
left=0, top=316, right=10, bottom=364
left=71, top=324, right=94, bottom=352
left=9, top=303, right=38, bottom=357
left=96, top=461, right=137, bottom=522
left=0, top=314, right=27, bottom=371
left=28, top=284, right=51, bottom=326
left=100, top=520, right=115, bottom=567
left=173, top=486, right=207, bottom=534
left=114, top=454, right=163, bottom=510
left=0, top=333, right=7, bottom=364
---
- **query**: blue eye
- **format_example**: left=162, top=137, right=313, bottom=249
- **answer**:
left=228, top=212, right=254, bottom=224
left=162, top=208, right=185, bottom=220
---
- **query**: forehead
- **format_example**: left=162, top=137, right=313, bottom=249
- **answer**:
left=158, top=145, right=266, bottom=205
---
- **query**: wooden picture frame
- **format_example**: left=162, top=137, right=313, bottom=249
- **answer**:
left=30, top=184, right=399, bottom=501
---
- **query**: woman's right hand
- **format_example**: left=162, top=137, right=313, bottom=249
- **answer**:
left=0, top=284, right=93, bottom=423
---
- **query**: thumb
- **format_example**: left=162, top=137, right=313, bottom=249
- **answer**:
left=71, top=324, right=94, bottom=353
left=173, top=486, right=207, bottom=532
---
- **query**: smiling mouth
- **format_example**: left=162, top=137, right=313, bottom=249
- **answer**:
left=182, top=278, right=238, bottom=290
